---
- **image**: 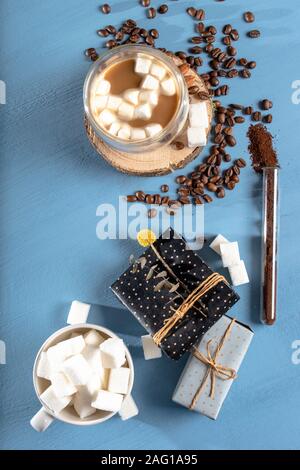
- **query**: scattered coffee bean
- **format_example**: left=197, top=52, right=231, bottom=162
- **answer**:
left=135, top=190, right=146, bottom=201
left=227, top=46, right=237, bottom=56
left=223, top=24, right=232, bottom=35
left=148, top=208, right=157, bottom=218
left=263, top=114, right=273, bottom=123
left=216, top=187, right=225, bottom=198
left=141, top=0, right=150, bottom=6
left=243, top=11, right=255, bottom=23
left=247, top=61, right=256, bottom=69
left=100, top=4, right=111, bottom=14
left=176, top=175, right=187, bottom=184
left=147, top=7, right=156, bottom=18
left=97, top=29, right=109, bottom=37
left=223, top=36, right=231, bottom=46
left=240, top=69, right=251, bottom=79
left=244, top=106, right=253, bottom=115
left=207, top=183, right=218, bottom=192
left=230, top=29, right=239, bottom=41
left=85, top=47, right=96, bottom=57
left=161, top=196, right=169, bottom=205
left=195, top=197, right=203, bottom=205
left=252, top=111, right=262, bottom=122
left=158, top=4, right=168, bottom=14
left=223, top=153, right=231, bottom=162
left=234, top=116, right=245, bottom=124
left=236, top=158, right=247, bottom=168
left=248, top=29, right=261, bottom=38
left=106, top=39, right=116, bottom=48
left=229, top=103, right=243, bottom=110
left=226, top=135, right=237, bottom=147
left=190, top=46, right=203, bottom=54
left=161, top=184, right=169, bottom=193
left=145, top=194, right=154, bottom=204
left=187, top=7, right=197, bottom=18
left=261, top=99, right=273, bottom=110
left=179, top=196, right=191, bottom=205
left=238, top=58, right=248, bottom=66
left=149, top=28, right=159, bottom=38
left=90, top=53, right=99, bottom=61
left=226, top=181, right=236, bottom=190
left=203, top=194, right=213, bottom=203
left=127, top=195, right=137, bottom=202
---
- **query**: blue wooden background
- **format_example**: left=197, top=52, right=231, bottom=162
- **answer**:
left=1, top=0, right=300, bottom=450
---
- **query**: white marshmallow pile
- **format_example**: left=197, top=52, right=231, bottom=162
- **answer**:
left=90, top=55, right=177, bottom=141
left=210, top=235, right=249, bottom=286
left=37, top=331, right=132, bottom=419
left=187, top=102, right=209, bottom=148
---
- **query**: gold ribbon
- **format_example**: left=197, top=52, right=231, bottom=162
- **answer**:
left=189, top=318, right=237, bottom=410
left=152, top=272, right=227, bottom=346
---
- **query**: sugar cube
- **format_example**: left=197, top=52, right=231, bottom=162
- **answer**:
left=100, top=338, right=126, bottom=369
left=82, top=345, right=103, bottom=376
left=118, top=394, right=139, bottom=421
left=67, top=300, right=91, bottom=325
left=50, top=371, right=77, bottom=397
left=139, top=90, right=158, bottom=107
left=134, top=103, right=152, bottom=120
left=37, top=352, right=52, bottom=380
left=106, top=95, right=123, bottom=112
left=47, top=335, right=85, bottom=368
left=30, top=407, right=54, bottom=432
left=73, top=386, right=97, bottom=419
left=118, top=101, right=135, bottom=121
left=123, top=89, right=140, bottom=106
left=141, top=334, right=162, bottom=360
left=117, top=124, right=132, bottom=140
left=189, top=102, right=209, bottom=128
left=98, top=109, right=117, bottom=127
left=160, top=77, right=176, bottom=96
left=40, top=385, right=72, bottom=414
left=84, top=330, right=105, bottom=347
left=91, top=390, right=124, bottom=412
left=108, top=121, right=121, bottom=136
left=95, top=79, right=111, bottom=96
left=86, top=373, right=102, bottom=395
left=150, top=63, right=166, bottom=81
left=187, top=126, right=207, bottom=148
left=108, top=368, right=130, bottom=394
left=145, top=123, right=162, bottom=138
left=209, top=234, right=230, bottom=256
left=135, top=57, right=152, bottom=75
left=220, top=241, right=240, bottom=268
left=91, top=95, right=108, bottom=114
left=62, top=354, right=92, bottom=386
left=228, top=260, right=249, bottom=286
left=141, top=75, right=159, bottom=91
left=131, top=127, right=146, bottom=141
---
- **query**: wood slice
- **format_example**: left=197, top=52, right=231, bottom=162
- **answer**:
left=85, top=58, right=213, bottom=176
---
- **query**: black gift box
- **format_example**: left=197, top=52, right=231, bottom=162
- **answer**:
left=111, top=229, right=239, bottom=360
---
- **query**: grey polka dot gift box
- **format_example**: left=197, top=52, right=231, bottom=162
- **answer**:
left=111, top=229, right=240, bottom=360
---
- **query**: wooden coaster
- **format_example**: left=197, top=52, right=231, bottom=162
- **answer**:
left=85, top=58, right=213, bottom=176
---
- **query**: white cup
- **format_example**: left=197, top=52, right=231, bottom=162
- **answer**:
left=30, top=323, right=136, bottom=432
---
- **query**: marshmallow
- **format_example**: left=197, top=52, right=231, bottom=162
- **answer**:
left=47, top=335, right=85, bottom=368
left=141, top=334, right=162, bottom=360
left=117, top=124, right=132, bottom=140
left=141, top=74, right=159, bottom=91
left=40, top=385, right=72, bottom=414
left=135, top=57, right=152, bottom=75
left=100, top=338, right=126, bottom=369
left=107, top=95, right=123, bottom=112
left=220, top=241, right=240, bottom=268
left=131, top=127, right=146, bottom=141
left=84, top=330, right=106, bottom=347
left=37, top=352, right=52, bottom=380
left=91, top=390, right=124, bottom=413
left=228, top=260, right=249, bottom=286
left=91, top=95, right=108, bottom=114
left=108, top=368, right=130, bottom=394
left=50, top=371, right=77, bottom=398
left=150, top=63, right=166, bottom=81
left=67, top=300, right=91, bottom=325
left=209, top=234, right=230, bottom=256
left=139, top=90, right=158, bottom=107
left=108, top=121, right=121, bottom=136
left=95, top=79, right=111, bottom=96
left=73, top=386, right=97, bottom=419
left=123, top=89, right=140, bottom=106
left=187, top=127, right=207, bottom=148
left=189, top=102, right=209, bottom=128
left=62, top=354, right=92, bottom=386
left=161, top=77, right=176, bottom=96
left=118, top=101, right=135, bottom=121
left=145, top=123, right=163, bottom=138
left=98, top=109, right=117, bottom=127
left=134, top=103, right=152, bottom=120
left=119, top=394, right=139, bottom=421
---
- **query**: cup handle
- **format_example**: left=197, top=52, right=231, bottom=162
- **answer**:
left=30, top=407, right=54, bottom=432
left=118, top=394, right=139, bottom=421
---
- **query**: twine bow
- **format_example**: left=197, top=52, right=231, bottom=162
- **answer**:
left=189, top=318, right=237, bottom=409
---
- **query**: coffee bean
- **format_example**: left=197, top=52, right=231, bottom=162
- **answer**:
left=227, top=69, right=239, bottom=78
left=230, top=29, right=239, bottom=41
left=247, top=61, right=256, bottom=69
left=203, top=194, right=213, bottom=203
left=223, top=36, right=231, bottom=46
left=234, top=116, right=245, bottom=124
left=224, top=57, right=236, bottom=69
left=147, top=7, right=156, bottom=18
left=106, top=25, right=116, bottom=34
left=263, top=114, right=273, bottom=123
left=85, top=48, right=96, bottom=57
left=232, top=165, right=240, bottom=175
left=106, top=39, right=117, bottom=48
left=248, top=29, right=261, bottom=38
left=236, top=158, right=247, bottom=168
left=216, top=112, right=226, bottom=124
left=196, top=22, right=205, bottom=33
left=176, top=175, right=187, bottom=184
left=179, top=196, right=191, bottom=205
left=115, top=31, right=124, bottom=41
left=227, top=46, right=237, bottom=56
left=238, top=58, right=248, bottom=66
left=135, top=191, right=146, bottom=201
left=223, top=153, right=231, bottom=162
left=101, top=4, right=111, bottom=14
left=216, top=187, right=225, bottom=198
left=226, top=181, right=236, bottom=190
left=244, top=106, right=253, bottom=115
left=240, top=69, right=251, bottom=78
left=261, top=99, right=273, bottom=110
left=191, top=36, right=203, bottom=44
left=244, top=11, right=255, bottom=23
left=252, top=111, right=262, bottom=122
left=158, top=4, right=168, bottom=14
left=226, top=135, right=236, bottom=147
left=141, top=0, right=150, bottom=6
left=178, top=187, right=190, bottom=197
left=194, top=57, right=203, bottom=66
left=223, top=127, right=233, bottom=136
left=187, top=56, right=195, bottom=66
left=196, top=9, right=205, bottom=20
left=195, top=197, right=203, bottom=205
left=154, top=194, right=161, bottom=205
left=205, top=44, right=214, bottom=53
left=139, top=28, right=148, bottom=38
left=187, top=7, right=197, bottom=17
left=97, top=29, right=109, bottom=37
left=161, top=184, right=169, bottom=193
left=207, top=183, right=218, bottom=192
left=210, top=77, right=219, bottom=87
left=207, top=25, right=217, bottom=35
left=223, top=24, right=232, bottom=35
left=161, top=196, right=169, bottom=205
left=127, top=195, right=137, bottom=202
left=90, top=53, right=99, bottom=61
left=148, top=208, right=157, bottom=218
left=215, top=133, right=224, bottom=144
left=149, top=28, right=159, bottom=38
left=145, top=194, right=155, bottom=204
left=231, top=175, right=240, bottom=183
left=190, top=46, right=203, bottom=54
left=131, top=34, right=140, bottom=43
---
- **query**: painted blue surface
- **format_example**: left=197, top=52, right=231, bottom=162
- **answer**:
left=1, top=0, right=300, bottom=450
